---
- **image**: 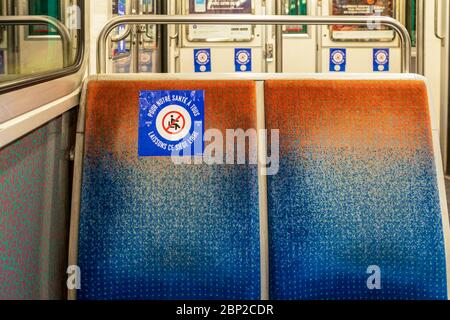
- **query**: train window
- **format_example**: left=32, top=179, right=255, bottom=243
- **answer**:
left=28, top=0, right=61, bottom=36
left=283, top=0, right=308, bottom=35
left=110, top=0, right=160, bottom=73
left=0, top=0, right=84, bottom=91
left=111, top=0, right=130, bottom=73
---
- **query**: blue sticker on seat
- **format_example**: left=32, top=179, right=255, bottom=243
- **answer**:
left=194, top=49, right=211, bottom=72
left=330, top=48, right=346, bottom=72
left=235, top=48, right=252, bottom=72
left=138, top=90, right=205, bottom=157
left=373, top=48, right=390, bottom=72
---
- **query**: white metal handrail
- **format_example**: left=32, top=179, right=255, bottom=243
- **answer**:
left=97, top=14, right=412, bottom=74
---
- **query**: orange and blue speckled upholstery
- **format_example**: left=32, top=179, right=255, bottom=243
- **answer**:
left=76, top=76, right=449, bottom=301
left=265, top=80, right=448, bottom=300
left=77, top=80, right=260, bottom=300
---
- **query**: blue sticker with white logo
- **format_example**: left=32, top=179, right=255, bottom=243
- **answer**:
left=330, top=48, right=346, bottom=72
left=235, top=48, right=252, bottom=72
left=373, top=48, right=390, bottom=72
left=194, top=49, right=211, bottom=73
left=139, top=90, right=205, bottom=157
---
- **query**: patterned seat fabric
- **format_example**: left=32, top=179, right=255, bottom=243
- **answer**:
left=78, top=80, right=260, bottom=300
left=78, top=78, right=448, bottom=300
left=265, top=80, right=448, bottom=300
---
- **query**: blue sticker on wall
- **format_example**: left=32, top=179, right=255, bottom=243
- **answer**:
left=194, top=49, right=211, bottom=72
left=139, top=90, right=205, bottom=157
left=330, top=48, right=346, bottom=72
left=373, top=48, right=390, bottom=72
left=235, top=48, right=252, bottom=72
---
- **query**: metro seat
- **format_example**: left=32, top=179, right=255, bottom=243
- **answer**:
left=71, top=79, right=261, bottom=300
left=265, top=78, right=450, bottom=300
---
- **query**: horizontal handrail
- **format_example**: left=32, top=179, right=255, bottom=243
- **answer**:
left=0, top=15, right=71, bottom=68
left=97, top=14, right=412, bottom=74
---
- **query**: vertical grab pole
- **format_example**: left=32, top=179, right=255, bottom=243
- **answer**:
left=275, top=0, right=283, bottom=73
left=132, top=0, right=140, bottom=73
left=416, top=0, right=425, bottom=75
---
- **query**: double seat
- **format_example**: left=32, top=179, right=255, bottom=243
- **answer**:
left=68, top=74, right=450, bottom=300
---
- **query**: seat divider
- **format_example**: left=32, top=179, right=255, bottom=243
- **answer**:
left=256, top=80, right=270, bottom=300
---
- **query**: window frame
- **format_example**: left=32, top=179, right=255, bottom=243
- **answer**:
left=0, top=0, right=85, bottom=94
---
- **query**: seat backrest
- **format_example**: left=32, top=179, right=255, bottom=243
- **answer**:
left=77, top=80, right=261, bottom=300
left=72, top=75, right=450, bottom=301
left=265, top=79, right=449, bottom=300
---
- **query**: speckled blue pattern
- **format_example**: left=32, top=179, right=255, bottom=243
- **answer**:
left=78, top=157, right=260, bottom=300
left=268, top=151, right=447, bottom=300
